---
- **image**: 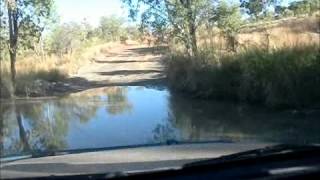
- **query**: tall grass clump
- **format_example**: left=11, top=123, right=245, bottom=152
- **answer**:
left=166, top=45, right=320, bottom=108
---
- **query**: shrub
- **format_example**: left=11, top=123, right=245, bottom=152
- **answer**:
left=120, top=36, right=128, bottom=44
left=166, top=45, right=320, bottom=108
left=14, top=69, right=67, bottom=97
left=239, top=46, right=320, bottom=108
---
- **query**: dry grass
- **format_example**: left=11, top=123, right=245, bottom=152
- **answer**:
left=198, top=16, right=320, bottom=51
left=0, top=42, right=124, bottom=98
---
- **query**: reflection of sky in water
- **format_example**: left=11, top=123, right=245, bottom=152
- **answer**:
left=67, top=87, right=172, bottom=149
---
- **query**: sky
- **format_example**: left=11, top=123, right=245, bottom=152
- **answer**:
left=55, top=0, right=128, bottom=27
left=55, top=0, right=298, bottom=27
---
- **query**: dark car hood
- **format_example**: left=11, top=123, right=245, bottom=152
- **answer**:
left=0, top=142, right=272, bottom=179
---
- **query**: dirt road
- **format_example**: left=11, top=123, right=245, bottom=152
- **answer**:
left=59, top=44, right=166, bottom=94
left=1, top=43, right=166, bottom=99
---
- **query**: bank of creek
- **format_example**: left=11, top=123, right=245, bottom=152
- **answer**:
left=1, top=44, right=320, bottom=157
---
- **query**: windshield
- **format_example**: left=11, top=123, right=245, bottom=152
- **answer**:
left=0, top=0, right=319, bottom=176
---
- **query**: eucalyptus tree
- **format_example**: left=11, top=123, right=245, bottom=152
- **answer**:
left=122, top=0, right=213, bottom=56
left=1, top=0, right=55, bottom=96
left=98, top=15, right=124, bottom=41
left=240, top=0, right=276, bottom=20
left=288, top=0, right=319, bottom=16
left=212, top=0, right=242, bottom=52
left=48, top=22, right=89, bottom=56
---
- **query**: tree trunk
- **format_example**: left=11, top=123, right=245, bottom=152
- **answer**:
left=227, top=34, right=236, bottom=52
left=184, top=39, right=191, bottom=57
left=187, top=3, right=197, bottom=56
left=183, top=0, right=198, bottom=57
left=9, top=50, right=16, bottom=94
left=263, top=28, right=270, bottom=52
left=7, top=0, right=19, bottom=97
left=189, top=22, right=197, bottom=56
left=0, top=107, right=4, bottom=155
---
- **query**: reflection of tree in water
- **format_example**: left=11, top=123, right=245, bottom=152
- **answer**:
left=69, top=87, right=132, bottom=116
left=1, top=87, right=133, bottom=157
left=1, top=102, right=33, bottom=156
left=0, top=97, right=99, bottom=156
left=152, top=115, right=180, bottom=143
left=105, top=87, right=132, bottom=115
left=26, top=103, right=69, bottom=151
left=1, top=103, right=18, bottom=156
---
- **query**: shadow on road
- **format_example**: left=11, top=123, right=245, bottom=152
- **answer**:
left=95, top=70, right=163, bottom=76
left=47, top=76, right=166, bottom=97
left=94, top=60, right=157, bottom=64
left=127, top=46, right=168, bottom=55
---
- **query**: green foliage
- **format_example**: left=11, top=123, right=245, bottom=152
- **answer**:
left=279, top=8, right=294, bottom=17
left=125, top=25, right=142, bottom=41
left=240, top=0, right=275, bottom=19
left=0, top=2, right=9, bottom=60
left=211, top=0, right=242, bottom=51
left=47, top=22, right=91, bottom=55
left=212, top=1, right=242, bottom=34
left=288, top=0, right=320, bottom=16
left=240, top=46, right=320, bottom=108
left=166, top=45, right=320, bottom=108
left=98, top=15, right=124, bottom=41
left=122, top=0, right=213, bottom=56
left=46, top=16, right=140, bottom=56
left=275, top=0, right=319, bottom=18
left=2, top=0, right=55, bottom=96
left=120, top=35, right=128, bottom=44
left=2, top=0, right=55, bottom=51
